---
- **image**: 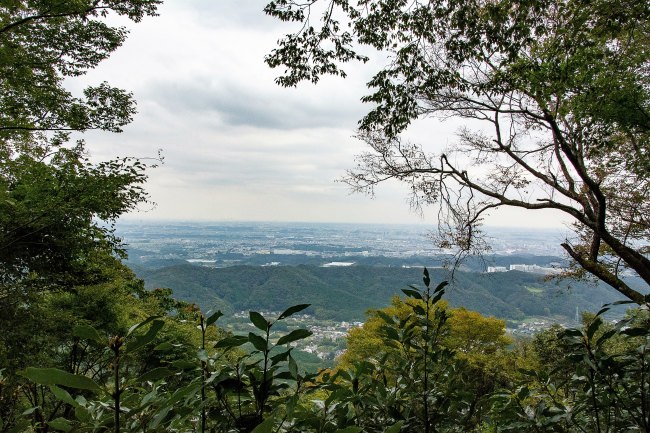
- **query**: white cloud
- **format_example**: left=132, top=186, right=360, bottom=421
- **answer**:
left=65, top=1, right=569, bottom=228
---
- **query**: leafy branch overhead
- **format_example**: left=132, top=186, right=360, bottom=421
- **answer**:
left=0, top=0, right=161, bottom=134
left=0, top=1, right=162, bottom=294
left=265, top=0, right=650, bottom=303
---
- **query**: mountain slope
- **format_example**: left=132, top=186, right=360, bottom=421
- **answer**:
left=133, top=264, right=624, bottom=321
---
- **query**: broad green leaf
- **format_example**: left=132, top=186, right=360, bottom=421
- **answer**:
left=270, top=349, right=291, bottom=365
left=595, top=329, right=618, bottom=347
left=277, top=329, right=312, bottom=346
left=586, top=317, right=602, bottom=339
left=171, top=360, right=197, bottom=370
left=623, top=327, right=649, bottom=337
left=401, top=288, right=422, bottom=300
left=278, top=304, right=310, bottom=320
left=153, top=342, right=174, bottom=351
left=376, top=310, right=395, bottom=324
left=20, top=368, right=101, bottom=392
left=215, top=335, right=249, bottom=349
left=150, top=406, right=171, bottom=429
left=423, top=267, right=430, bottom=287
left=251, top=417, right=275, bottom=433
left=384, top=421, right=404, bottom=433
left=382, top=326, right=400, bottom=341
left=136, top=367, right=174, bottom=383
left=206, top=310, right=223, bottom=326
left=412, top=304, right=426, bottom=315
left=274, top=371, right=294, bottom=380
left=47, top=418, right=73, bottom=432
left=249, top=332, right=268, bottom=351
left=125, top=319, right=164, bottom=353
left=431, top=289, right=445, bottom=305
left=72, top=324, right=104, bottom=345
left=127, top=316, right=162, bottom=337
left=434, top=281, right=448, bottom=293
left=74, top=405, right=91, bottom=423
left=50, top=385, right=77, bottom=407
left=288, top=354, right=298, bottom=379
left=250, top=311, right=270, bottom=331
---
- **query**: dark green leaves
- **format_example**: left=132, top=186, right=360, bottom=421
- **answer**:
left=277, top=329, right=312, bottom=346
left=72, top=324, right=104, bottom=345
left=206, top=310, right=223, bottom=326
left=250, top=311, right=270, bottom=332
left=215, top=335, right=249, bottom=349
left=278, top=304, right=310, bottom=320
left=125, top=319, right=164, bottom=353
left=402, top=288, right=423, bottom=300
left=249, top=332, right=268, bottom=351
left=20, top=368, right=101, bottom=392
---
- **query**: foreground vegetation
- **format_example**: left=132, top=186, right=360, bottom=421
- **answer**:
left=2, top=267, right=649, bottom=433
left=1, top=1, right=648, bottom=432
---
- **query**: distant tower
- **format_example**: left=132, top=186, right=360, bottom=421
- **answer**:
left=575, top=306, right=580, bottom=323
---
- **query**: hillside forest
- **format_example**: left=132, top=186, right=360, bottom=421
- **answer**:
left=1, top=1, right=649, bottom=433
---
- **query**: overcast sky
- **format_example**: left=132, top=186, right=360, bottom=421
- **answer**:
left=74, top=0, right=570, bottom=228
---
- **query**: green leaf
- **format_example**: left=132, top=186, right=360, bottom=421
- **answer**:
left=250, top=311, right=270, bottom=331
left=215, top=335, right=249, bottom=349
left=274, top=371, right=294, bottom=380
left=401, top=288, right=422, bottom=300
left=19, top=368, right=101, bottom=392
left=72, top=324, right=104, bottom=345
left=595, top=329, right=617, bottom=347
left=150, top=406, right=171, bottom=429
left=277, top=329, right=312, bottom=346
left=423, top=267, right=430, bottom=287
left=270, top=349, right=291, bottom=364
left=376, top=310, right=395, bottom=324
left=382, top=325, right=400, bottom=341
left=412, top=304, right=426, bottom=315
left=136, top=367, right=173, bottom=383
left=586, top=317, right=602, bottom=339
left=384, top=421, right=404, bottom=433
left=125, top=320, right=164, bottom=353
left=249, top=332, right=268, bottom=351
left=127, top=316, right=162, bottom=337
left=171, top=360, right=197, bottom=370
left=22, top=407, right=37, bottom=416
left=47, top=418, right=73, bottom=432
left=251, top=417, right=275, bottom=433
left=288, top=353, right=298, bottom=379
left=206, top=310, right=223, bottom=326
left=278, top=304, right=311, bottom=320
left=622, top=327, right=648, bottom=337
left=49, top=385, right=78, bottom=407
left=431, top=289, right=445, bottom=304
left=434, top=281, right=448, bottom=293
left=153, top=342, right=174, bottom=351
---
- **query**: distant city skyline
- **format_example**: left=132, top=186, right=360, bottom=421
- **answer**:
left=77, top=1, right=570, bottom=228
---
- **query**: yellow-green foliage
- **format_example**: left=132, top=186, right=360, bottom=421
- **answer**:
left=338, top=296, right=511, bottom=370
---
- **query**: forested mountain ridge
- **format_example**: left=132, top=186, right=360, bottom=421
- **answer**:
left=131, top=263, right=625, bottom=322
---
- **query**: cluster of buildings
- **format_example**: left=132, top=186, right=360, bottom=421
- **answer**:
left=486, top=264, right=564, bottom=274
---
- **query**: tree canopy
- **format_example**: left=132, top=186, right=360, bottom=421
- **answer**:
left=265, top=0, right=650, bottom=303
left=0, top=0, right=161, bottom=291
left=0, top=0, right=160, bottom=137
